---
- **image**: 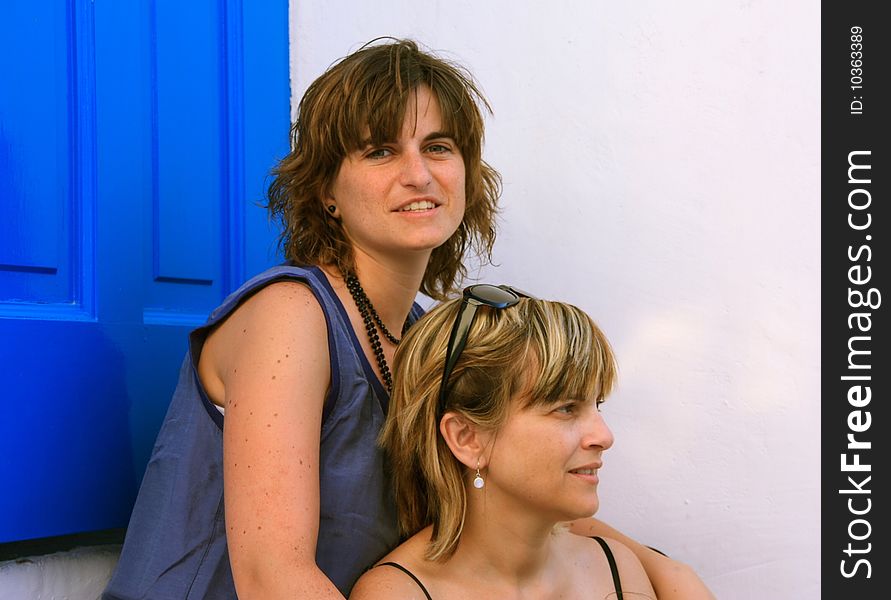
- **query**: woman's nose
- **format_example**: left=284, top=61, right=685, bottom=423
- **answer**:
left=582, top=410, right=614, bottom=451
left=399, top=149, right=433, bottom=188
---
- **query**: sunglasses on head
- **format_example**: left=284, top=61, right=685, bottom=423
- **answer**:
left=438, top=283, right=536, bottom=413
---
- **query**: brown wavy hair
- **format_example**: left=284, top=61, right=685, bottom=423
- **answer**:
left=381, top=296, right=618, bottom=560
left=266, top=38, right=501, bottom=300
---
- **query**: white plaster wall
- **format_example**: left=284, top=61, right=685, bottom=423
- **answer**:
left=290, top=1, right=820, bottom=599
left=0, top=1, right=819, bottom=597
left=0, top=546, right=119, bottom=600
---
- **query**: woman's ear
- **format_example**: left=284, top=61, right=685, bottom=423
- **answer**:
left=439, top=412, right=491, bottom=469
left=320, top=192, right=338, bottom=218
left=320, top=183, right=340, bottom=217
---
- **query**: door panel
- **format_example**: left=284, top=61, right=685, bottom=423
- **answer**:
left=1, top=1, right=92, bottom=315
left=0, top=0, right=287, bottom=543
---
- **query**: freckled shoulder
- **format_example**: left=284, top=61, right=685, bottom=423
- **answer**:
left=236, top=279, right=326, bottom=325
left=199, top=280, right=329, bottom=407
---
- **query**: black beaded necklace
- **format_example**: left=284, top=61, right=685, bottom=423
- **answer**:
left=345, top=273, right=409, bottom=394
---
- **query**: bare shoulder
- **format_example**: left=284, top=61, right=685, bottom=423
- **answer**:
left=349, top=563, right=429, bottom=600
left=200, top=280, right=329, bottom=405
left=586, top=536, right=657, bottom=599
left=350, top=532, right=432, bottom=600
left=224, top=279, right=326, bottom=341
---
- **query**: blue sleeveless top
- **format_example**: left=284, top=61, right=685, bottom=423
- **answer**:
left=104, top=265, right=423, bottom=599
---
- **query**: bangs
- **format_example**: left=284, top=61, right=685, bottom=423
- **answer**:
left=520, top=303, right=617, bottom=407
left=331, top=44, right=482, bottom=154
left=444, top=300, right=618, bottom=418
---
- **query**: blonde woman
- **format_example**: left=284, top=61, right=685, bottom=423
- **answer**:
left=352, top=286, right=670, bottom=599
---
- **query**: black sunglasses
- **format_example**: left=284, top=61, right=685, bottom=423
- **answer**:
left=438, top=284, right=536, bottom=413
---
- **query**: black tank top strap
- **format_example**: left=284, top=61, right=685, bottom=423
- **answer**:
left=591, top=536, right=624, bottom=600
left=376, top=561, right=433, bottom=600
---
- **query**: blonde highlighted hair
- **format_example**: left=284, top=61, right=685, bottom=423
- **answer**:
left=380, top=296, right=617, bottom=560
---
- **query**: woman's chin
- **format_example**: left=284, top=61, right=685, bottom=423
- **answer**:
left=564, top=499, right=600, bottom=522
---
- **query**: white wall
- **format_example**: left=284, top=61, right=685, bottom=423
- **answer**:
left=0, top=2, right=819, bottom=597
left=0, top=546, right=119, bottom=600
left=290, top=1, right=820, bottom=599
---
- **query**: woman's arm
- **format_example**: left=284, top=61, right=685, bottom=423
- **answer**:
left=203, top=281, right=344, bottom=599
left=570, top=517, right=716, bottom=600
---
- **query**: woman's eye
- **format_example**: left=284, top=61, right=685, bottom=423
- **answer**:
left=555, top=403, right=576, bottom=415
left=365, top=147, right=393, bottom=159
left=425, top=143, right=452, bottom=154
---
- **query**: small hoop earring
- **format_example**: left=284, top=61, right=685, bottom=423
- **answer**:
left=473, top=460, right=485, bottom=489
left=327, top=205, right=336, bottom=214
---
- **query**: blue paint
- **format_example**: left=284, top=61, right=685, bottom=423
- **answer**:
left=0, top=0, right=287, bottom=543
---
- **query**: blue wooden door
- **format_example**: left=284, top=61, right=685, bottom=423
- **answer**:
left=0, top=0, right=287, bottom=543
